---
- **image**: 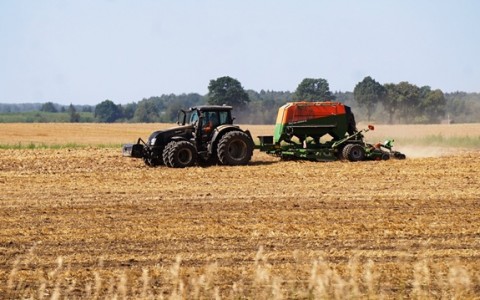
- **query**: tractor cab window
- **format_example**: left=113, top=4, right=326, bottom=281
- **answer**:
left=201, top=110, right=232, bottom=134
left=188, top=110, right=199, bottom=125
left=201, top=111, right=225, bottom=132
left=218, top=111, right=230, bottom=125
left=203, top=111, right=230, bottom=127
left=203, top=111, right=219, bottom=129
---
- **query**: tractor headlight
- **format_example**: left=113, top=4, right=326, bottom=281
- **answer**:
left=150, top=138, right=157, bottom=146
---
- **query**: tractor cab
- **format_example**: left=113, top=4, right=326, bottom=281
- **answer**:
left=177, top=106, right=234, bottom=142
left=178, top=106, right=233, bottom=127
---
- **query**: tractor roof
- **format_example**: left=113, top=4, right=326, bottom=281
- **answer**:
left=189, top=105, right=233, bottom=111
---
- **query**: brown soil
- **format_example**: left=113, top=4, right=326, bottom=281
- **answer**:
left=1, top=146, right=479, bottom=298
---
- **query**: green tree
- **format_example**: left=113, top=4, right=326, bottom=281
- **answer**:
left=68, top=104, right=81, bottom=122
left=395, top=81, right=420, bottom=123
left=353, top=76, right=386, bottom=121
left=383, top=83, right=401, bottom=124
left=40, top=102, right=58, bottom=113
left=82, top=105, right=93, bottom=113
left=133, top=100, right=160, bottom=122
left=294, top=78, right=335, bottom=101
left=207, top=76, right=250, bottom=108
left=163, top=100, right=184, bottom=122
left=94, top=100, right=122, bottom=122
left=122, top=103, right=137, bottom=120
left=419, top=87, right=446, bottom=123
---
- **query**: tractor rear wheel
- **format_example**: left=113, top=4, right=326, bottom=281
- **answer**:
left=167, top=141, right=197, bottom=168
left=343, top=144, right=366, bottom=162
left=217, top=131, right=254, bottom=165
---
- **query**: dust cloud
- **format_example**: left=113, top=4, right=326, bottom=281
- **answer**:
left=396, top=145, right=460, bottom=158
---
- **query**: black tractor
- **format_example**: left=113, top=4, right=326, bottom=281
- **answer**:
left=122, top=105, right=254, bottom=168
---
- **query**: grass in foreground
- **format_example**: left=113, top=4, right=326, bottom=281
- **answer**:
left=4, top=247, right=478, bottom=299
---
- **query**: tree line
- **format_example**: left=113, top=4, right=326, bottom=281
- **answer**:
left=1, top=76, right=479, bottom=124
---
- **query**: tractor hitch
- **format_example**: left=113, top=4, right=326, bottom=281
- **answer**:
left=122, top=138, right=147, bottom=158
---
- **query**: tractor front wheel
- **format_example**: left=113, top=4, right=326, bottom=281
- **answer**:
left=167, top=141, right=198, bottom=168
left=162, top=141, right=176, bottom=167
left=217, top=131, right=254, bottom=165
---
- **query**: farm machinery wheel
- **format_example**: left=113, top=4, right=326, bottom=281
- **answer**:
left=342, top=144, right=366, bottom=162
left=198, top=154, right=219, bottom=166
left=393, top=152, right=406, bottom=160
left=335, top=144, right=347, bottom=160
left=143, top=149, right=163, bottom=167
left=167, top=141, right=198, bottom=168
left=217, top=131, right=254, bottom=165
left=143, top=157, right=162, bottom=167
left=162, top=141, right=176, bottom=167
left=381, top=152, right=390, bottom=160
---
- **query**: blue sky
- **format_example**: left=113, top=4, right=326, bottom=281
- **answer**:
left=1, top=0, right=479, bottom=105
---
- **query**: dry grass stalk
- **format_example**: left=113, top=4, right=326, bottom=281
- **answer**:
left=3, top=250, right=480, bottom=299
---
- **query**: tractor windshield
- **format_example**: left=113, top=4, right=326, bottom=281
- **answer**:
left=187, top=110, right=199, bottom=125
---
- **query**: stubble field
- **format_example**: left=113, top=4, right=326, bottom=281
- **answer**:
left=1, top=123, right=479, bottom=299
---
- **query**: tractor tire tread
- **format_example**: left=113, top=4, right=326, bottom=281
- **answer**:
left=163, top=141, right=176, bottom=168
left=167, top=141, right=197, bottom=168
left=343, top=143, right=366, bottom=162
left=217, top=131, right=254, bottom=166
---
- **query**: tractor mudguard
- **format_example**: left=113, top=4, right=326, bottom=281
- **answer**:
left=208, top=125, right=250, bottom=154
left=210, top=125, right=241, bottom=144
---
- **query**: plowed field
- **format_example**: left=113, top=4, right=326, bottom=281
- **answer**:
left=1, top=123, right=479, bottom=299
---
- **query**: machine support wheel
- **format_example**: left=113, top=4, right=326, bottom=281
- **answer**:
left=143, top=148, right=164, bottom=167
left=342, top=144, right=353, bottom=161
left=217, top=131, right=254, bottom=165
left=167, top=141, right=198, bottom=168
left=198, top=154, right=219, bottom=166
left=343, top=144, right=366, bottom=162
left=143, top=157, right=156, bottom=167
left=381, top=152, right=390, bottom=160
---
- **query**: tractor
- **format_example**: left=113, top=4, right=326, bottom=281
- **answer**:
left=122, top=105, right=254, bottom=168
